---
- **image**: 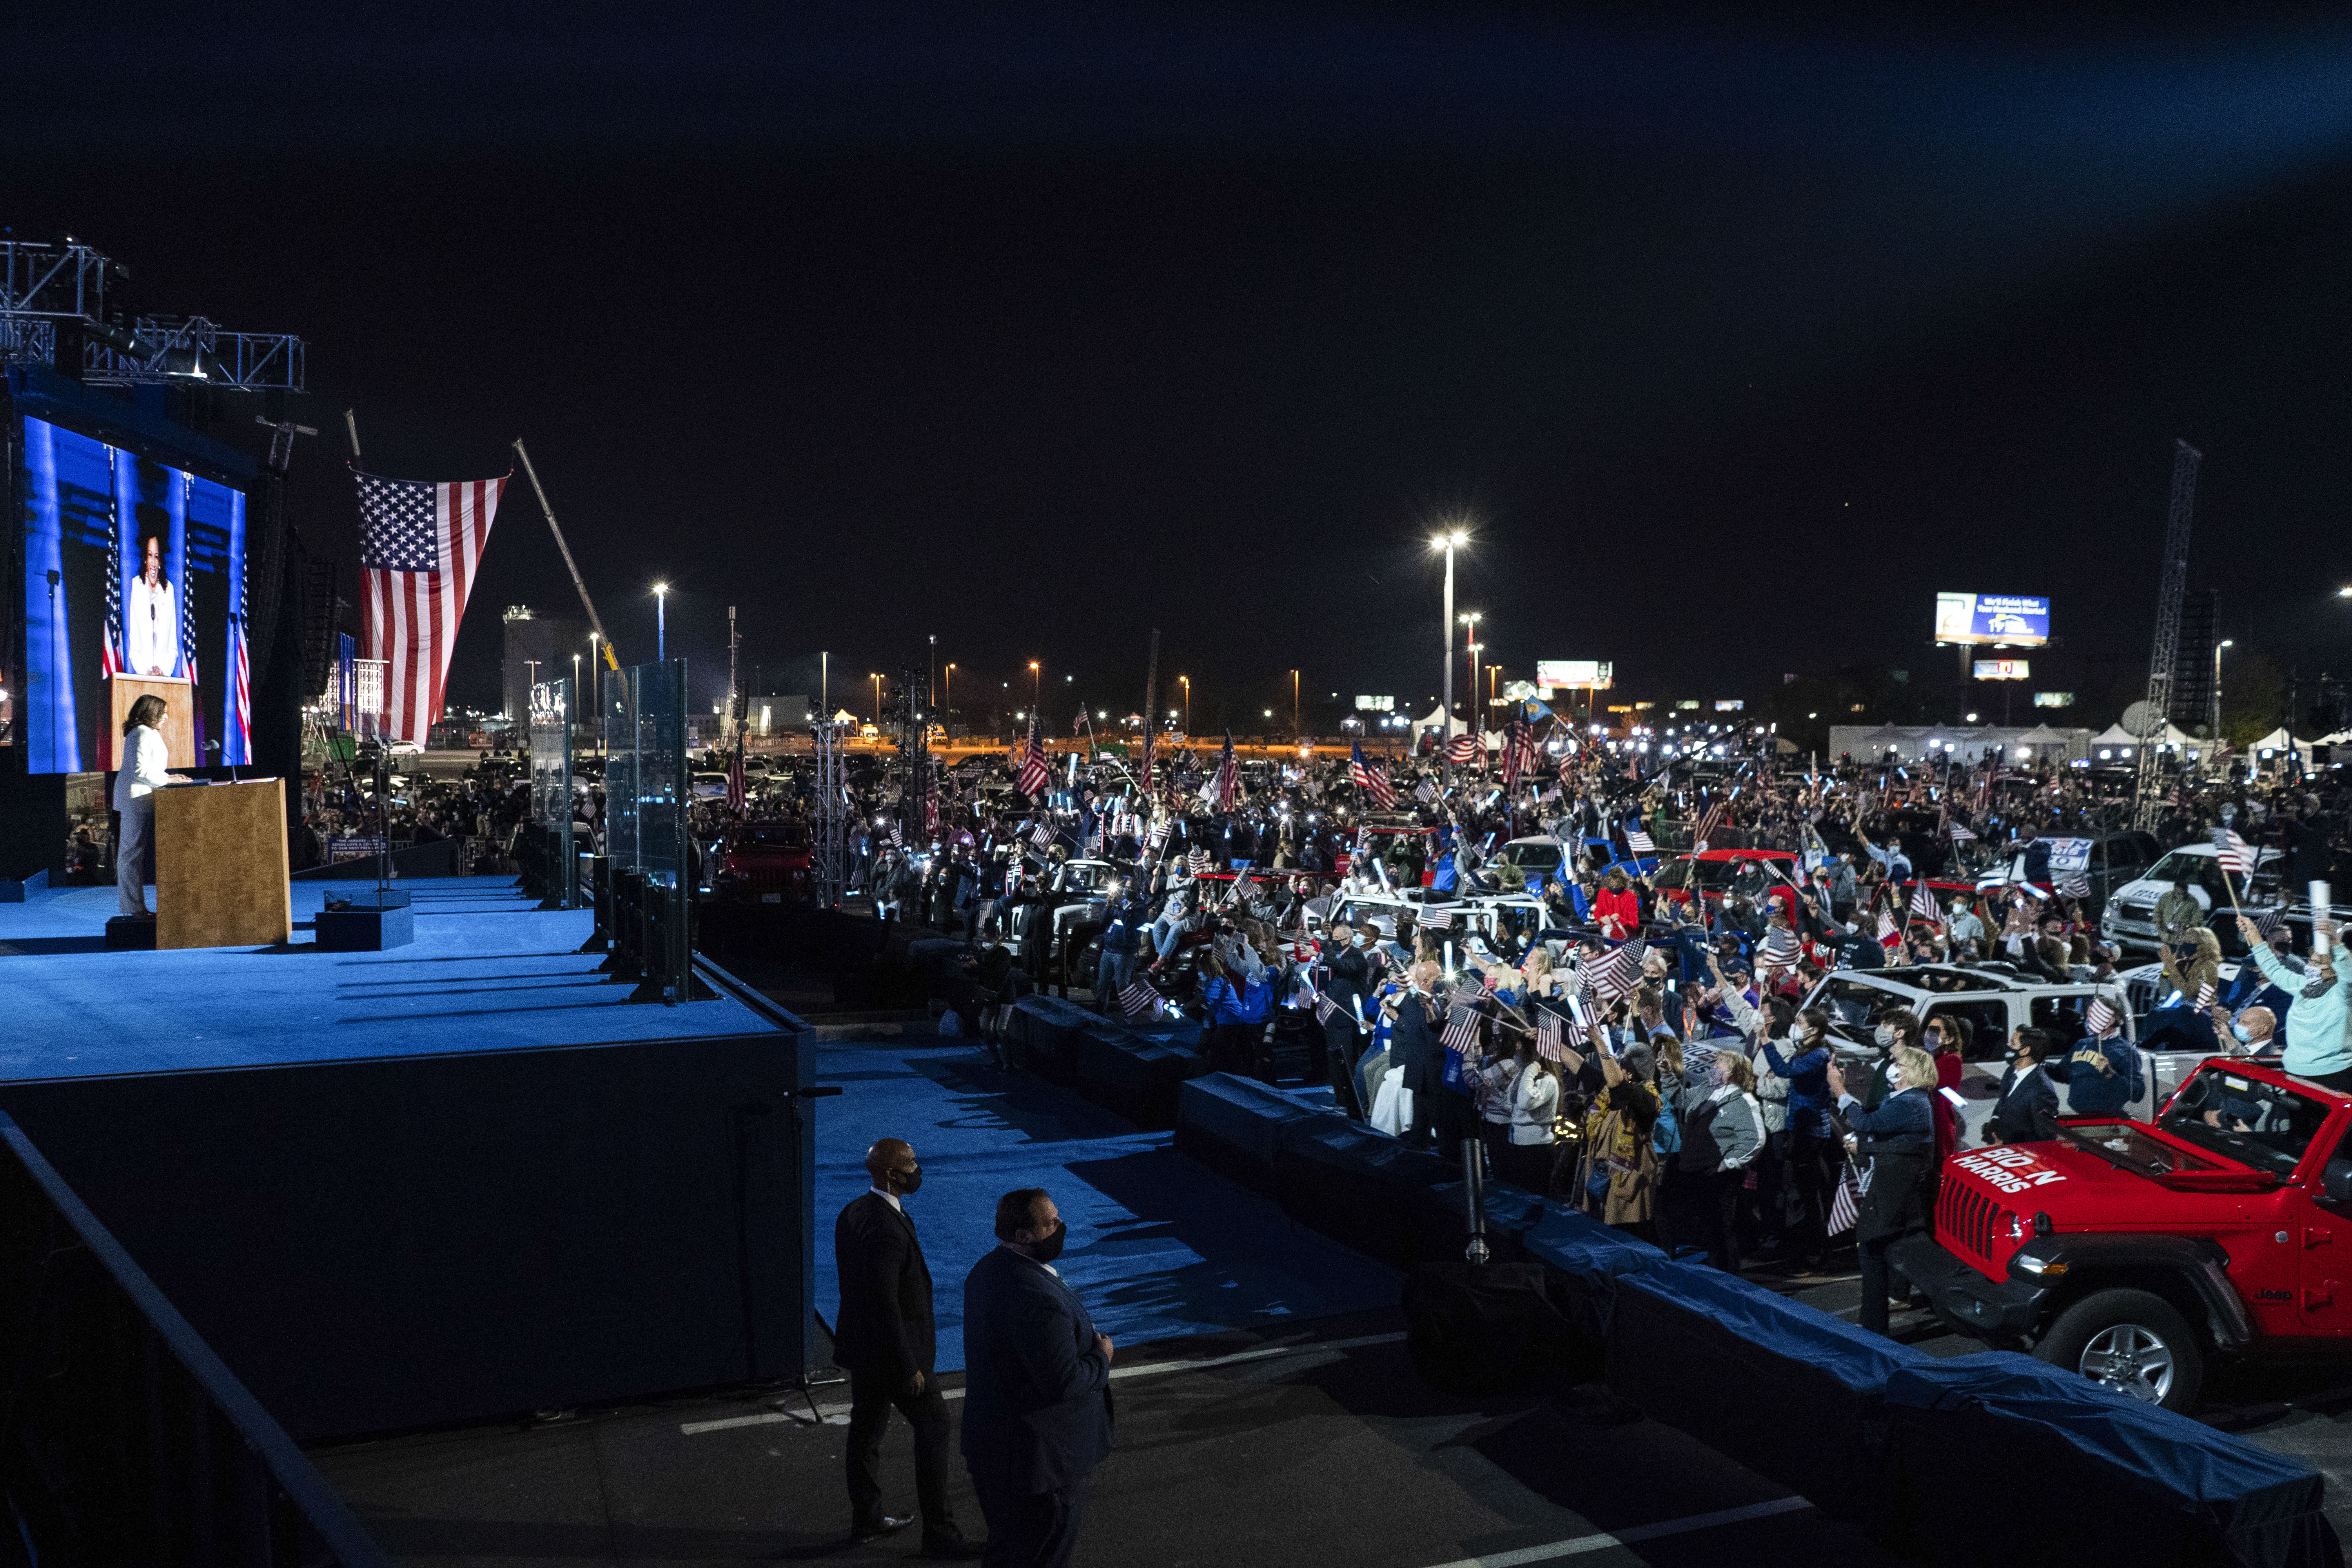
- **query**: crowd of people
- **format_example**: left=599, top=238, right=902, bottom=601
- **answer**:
left=817, top=728, right=2352, bottom=1337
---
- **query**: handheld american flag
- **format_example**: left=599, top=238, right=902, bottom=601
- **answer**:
left=1949, top=818, right=1978, bottom=843
left=357, top=470, right=505, bottom=746
left=1118, top=979, right=1165, bottom=1020
left=1446, top=733, right=1483, bottom=767
left=1350, top=742, right=1397, bottom=809
left=1759, top=926, right=1800, bottom=973
left=1208, top=731, right=1238, bottom=812
left=1017, top=719, right=1052, bottom=798
left=1442, top=996, right=1483, bottom=1054
left=1586, top=936, right=1649, bottom=1004
left=1828, top=1165, right=1860, bottom=1237
left=1626, top=821, right=1656, bottom=856
left=2211, top=826, right=2254, bottom=878
left=2196, top=978, right=2217, bottom=1010
left=2085, top=996, right=2117, bottom=1037
left=1909, top=881, right=1943, bottom=928
left=726, top=750, right=746, bottom=813
left=1029, top=818, right=1056, bottom=849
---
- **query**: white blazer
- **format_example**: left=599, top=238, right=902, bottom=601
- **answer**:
left=126, top=574, right=179, bottom=676
left=112, top=726, right=172, bottom=811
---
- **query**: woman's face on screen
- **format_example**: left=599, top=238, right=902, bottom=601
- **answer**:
left=142, top=536, right=162, bottom=585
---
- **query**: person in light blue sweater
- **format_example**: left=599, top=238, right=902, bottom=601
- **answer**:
left=2239, top=915, right=2352, bottom=1092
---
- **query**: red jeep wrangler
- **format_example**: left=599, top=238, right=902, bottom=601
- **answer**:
left=1892, top=1058, right=2352, bottom=1410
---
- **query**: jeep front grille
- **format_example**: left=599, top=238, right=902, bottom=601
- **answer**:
left=1938, top=1179, right=2014, bottom=1269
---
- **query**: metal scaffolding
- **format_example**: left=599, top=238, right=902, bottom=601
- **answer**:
left=1, top=237, right=306, bottom=392
left=812, top=719, right=850, bottom=908
left=2133, top=439, right=2201, bottom=832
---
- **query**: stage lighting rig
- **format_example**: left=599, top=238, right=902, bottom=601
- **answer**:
left=0, top=235, right=305, bottom=392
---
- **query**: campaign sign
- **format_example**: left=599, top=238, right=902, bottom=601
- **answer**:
left=1935, top=592, right=2050, bottom=647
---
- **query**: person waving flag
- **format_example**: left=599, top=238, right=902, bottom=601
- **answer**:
left=1206, top=731, right=1239, bottom=812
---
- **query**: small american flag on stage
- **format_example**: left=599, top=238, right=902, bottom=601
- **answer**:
left=1442, top=997, right=1483, bottom=1054
left=1350, top=742, right=1397, bottom=809
left=2212, top=826, right=2255, bottom=877
left=1018, top=719, right=1052, bottom=798
left=358, top=470, right=506, bottom=746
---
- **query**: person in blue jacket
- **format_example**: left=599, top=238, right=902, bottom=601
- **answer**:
left=2049, top=1016, right=2141, bottom=1120
left=1760, top=1006, right=1836, bottom=1274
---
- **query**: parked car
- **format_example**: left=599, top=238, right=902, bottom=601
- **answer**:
left=1893, top=1057, right=2352, bottom=1410
left=2100, top=842, right=2282, bottom=958
left=714, top=826, right=812, bottom=903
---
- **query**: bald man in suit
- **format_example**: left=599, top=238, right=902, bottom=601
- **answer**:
left=834, top=1138, right=980, bottom=1558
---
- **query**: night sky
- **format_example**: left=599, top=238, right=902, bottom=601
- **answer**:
left=12, top=4, right=2352, bottom=736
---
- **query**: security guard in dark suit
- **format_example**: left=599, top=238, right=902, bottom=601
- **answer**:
left=833, top=1139, right=980, bottom=1558
left=962, top=1188, right=1115, bottom=1568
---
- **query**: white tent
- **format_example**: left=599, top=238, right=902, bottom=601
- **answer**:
left=2089, top=720, right=2197, bottom=750
left=1408, top=705, right=1470, bottom=748
left=2250, top=727, right=2311, bottom=753
left=2012, top=722, right=2071, bottom=750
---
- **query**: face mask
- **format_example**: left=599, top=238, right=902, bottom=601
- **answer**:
left=2232, top=1024, right=2253, bottom=1044
left=1873, top=1024, right=1895, bottom=1048
left=1027, top=1219, right=1068, bottom=1264
left=1885, top=1067, right=1903, bottom=1091
left=891, top=1165, right=923, bottom=1195
left=1353, top=933, right=1368, bottom=948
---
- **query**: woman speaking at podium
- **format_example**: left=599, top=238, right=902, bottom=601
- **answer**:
left=114, top=693, right=188, bottom=918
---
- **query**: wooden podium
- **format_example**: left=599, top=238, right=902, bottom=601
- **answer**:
left=153, top=779, right=292, bottom=950
left=110, top=675, right=198, bottom=768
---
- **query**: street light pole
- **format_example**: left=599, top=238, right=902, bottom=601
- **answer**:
left=1030, top=662, right=1041, bottom=726
left=1433, top=529, right=1465, bottom=785
left=1180, top=675, right=1191, bottom=735
left=1291, top=669, right=1300, bottom=744
left=653, top=583, right=668, bottom=662
left=2214, top=639, right=2233, bottom=761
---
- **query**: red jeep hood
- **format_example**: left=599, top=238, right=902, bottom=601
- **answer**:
left=1945, top=1133, right=2272, bottom=1227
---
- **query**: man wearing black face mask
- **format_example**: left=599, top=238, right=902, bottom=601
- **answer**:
left=962, top=1188, right=1114, bottom=1568
left=834, top=1139, right=979, bottom=1558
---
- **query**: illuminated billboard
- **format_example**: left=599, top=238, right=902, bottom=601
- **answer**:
left=2033, top=691, right=2074, bottom=708
left=1936, top=592, right=2049, bottom=647
left=1974, top=659, right=2031, bottom=681
left=1536, top=659, right=1613, bottom=689
left=1353, top=694, right=1394, bottom=711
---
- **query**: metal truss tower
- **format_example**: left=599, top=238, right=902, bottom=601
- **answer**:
left=812, top=719, right=849, bottom=908
left=1, top=236, right=306, bottom=391
left=895, top=668, right=933, bottom=844
left=2133, top=439, right=2201, bottom=832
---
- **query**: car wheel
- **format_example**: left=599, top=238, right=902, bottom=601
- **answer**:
left=2033, top=1287, right=2203, bottom=1411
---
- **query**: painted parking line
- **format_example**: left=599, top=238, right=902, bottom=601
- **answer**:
left=679, top=1332, right=1409, bottom=1434
left=1421, top=1496, right=1815, bottom=1567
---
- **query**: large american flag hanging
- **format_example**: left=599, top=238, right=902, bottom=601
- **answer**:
left=358, top=471, right=504, bottom=746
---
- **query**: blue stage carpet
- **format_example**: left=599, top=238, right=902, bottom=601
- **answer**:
left=815, top=1038, right=1399, bottom=1372
left=0, top=880, right=778, bottom=1081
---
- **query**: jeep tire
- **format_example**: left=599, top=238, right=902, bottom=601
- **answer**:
left=2033, top=1288, right=2203, bottom=1412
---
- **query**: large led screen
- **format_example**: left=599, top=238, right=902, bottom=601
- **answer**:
left=19, top=416, right=252, bottom=773
left=1934, top=592, right=2049, bottom=647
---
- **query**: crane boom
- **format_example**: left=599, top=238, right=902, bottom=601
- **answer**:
left=512, top=439, right=619, bottom=671
left=2132, top=439, right=2201, bottom=832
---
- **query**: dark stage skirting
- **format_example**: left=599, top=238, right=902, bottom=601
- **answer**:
left=0, top=878, right=814, bottom=1442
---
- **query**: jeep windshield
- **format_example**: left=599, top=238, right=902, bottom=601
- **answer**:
left=2157, top=1068, right=2334, bottom=1176
left=1495, top=842, right=1563, bottom=875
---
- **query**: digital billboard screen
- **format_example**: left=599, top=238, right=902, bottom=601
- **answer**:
left=1536, top=659, right=1613, bottom=689
left=1936, top=592, right=2049, bottom=647
left=18, top=416, right=252, bottom=774
left=1974, top=659, right=2031, bottom=681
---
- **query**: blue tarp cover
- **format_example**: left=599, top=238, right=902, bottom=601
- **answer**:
left=1884, top=1354, right=2334, bottom=1568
